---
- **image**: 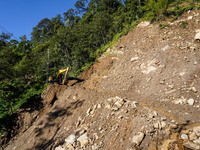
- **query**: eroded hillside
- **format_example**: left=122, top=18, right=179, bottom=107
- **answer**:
left=2, top=10, right=200, bottom=150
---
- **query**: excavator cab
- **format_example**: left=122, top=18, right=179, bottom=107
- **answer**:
left=49, top=67, right=70, bottom=85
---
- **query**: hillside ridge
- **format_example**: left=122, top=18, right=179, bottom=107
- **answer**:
left=3, top=9, right=200, bottom=150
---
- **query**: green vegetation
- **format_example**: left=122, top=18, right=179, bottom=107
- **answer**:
left=159, top=23, right=168, bottom=29
left=0, top=0, right=200, bottom=137
left=180, top=21, right=188, bottom=28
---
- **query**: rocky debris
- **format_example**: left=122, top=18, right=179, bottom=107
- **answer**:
left=54, top=96, right=182, bottom=149
left=140, top=59, right=157, bottom=74
left=55, top=131, right=90, bottom=150
left=105, top=96, right=125, bottom=111
left=173, top=97, right=187, bottom=105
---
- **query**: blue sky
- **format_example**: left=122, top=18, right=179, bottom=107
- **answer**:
left=0, top=0, right=76, bottom=40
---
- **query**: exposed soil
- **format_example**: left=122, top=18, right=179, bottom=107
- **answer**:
left=2, top=9, right=200, bottom=150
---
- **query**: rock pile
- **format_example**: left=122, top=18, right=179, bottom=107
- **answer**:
left=54, top=96, right=200, bottom=150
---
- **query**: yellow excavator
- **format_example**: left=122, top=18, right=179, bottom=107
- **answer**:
left=49, top=67, right=70, bottom=85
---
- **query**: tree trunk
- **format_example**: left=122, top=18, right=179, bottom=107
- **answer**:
left=9, top=103, right=13, bottom=114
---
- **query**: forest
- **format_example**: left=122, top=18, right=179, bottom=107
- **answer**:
left=0, top=0, right=200, bottom=136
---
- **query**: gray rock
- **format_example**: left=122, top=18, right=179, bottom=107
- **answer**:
left=131, top=57, right=139, bottom=62
left=131, top=101, right=138, bottom=109
left=153, top=122, right=160, bottom=129
left=193, top=139, right=200, bottom=145
left=193, top=126, right=200, bottom=134
left=191, top=87, right=197, bottom=93
left=188, top=98, right=195, bottom=105
left=183, top=141, right=200, bottom=150
left=189, top=132, right=198, bottom=140
left=161, top=121, right=167, bottom=129
left=90, top=105, right=97, bottom=115
left=55, top=146, right=65, bottom=150
left=92, top=144, right=99, bottom=150
left=132, top=132, right=145, bottom=145
left=77, top=133, right=89, bottom=147
left=65, top=134, right=76, bottom=147
left=97, top=104, right=101, bottom=109
left=181, top=134, right=188, bottom=140
left=161, top=117, right=167, bottom=121
left=195, top=31, right=200, bottom=41
left=170, top=123, right=178, bottom=129
left=188, top=16, right=193, bottom=20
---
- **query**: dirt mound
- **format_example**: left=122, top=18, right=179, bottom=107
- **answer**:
left=3, top=10, right=200, bottom=150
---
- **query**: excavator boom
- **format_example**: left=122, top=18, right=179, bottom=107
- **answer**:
left=49, top=67, right=70, bottom=85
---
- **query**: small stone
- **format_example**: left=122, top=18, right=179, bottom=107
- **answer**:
left=92, top=144, right=99, bottom=150
left=66, top=144, right=75, bottom=150
left=193, top=126, right=200, bottom=134
left=55, top=146, right=65, bottom=150
left=170, top=123, right=178, bottom=129
left=183, top=141, right=200, bottom=149
left=79, top=129, right=86, bottom=135
left=131, top=57, right=139, bottom=62
left=97, top=104, right=101, bottom=109
left=161, top=45, right=170, bottom=51
left=148, top=113, right=155, bottom=119
left=131, top=101, right=138, bottom=108
left=181, top=129, right=189, bottom=134
left=65, top=134, right=76, bottom=147
left=137, top=21, right=150, bottom=28
left=188, top=98, right=195, bottom=105
left=181, top=134, right=188, bottom=140
left=188, top=16, right=193, bottom=20
left=132, top=132, right=145, bottom=145
left=161, top=121, right=167, bottom=129
left=90, top=105, right=97, bottom=115
left=191, top=87, right=197, bottom=93
left=161, top=117, right=167, bottom=121
left=195, top=31, right=200, bottom=41
left=197, top=133, right=200, bottom=137
left=174, top=98, right=186, bottom=104
left=153, top=111, right=158, bottom=117
left=77, top=133, right=89, bottom=147
left=153, top=122, right=160, bottom=129
left=118, top=115, right=123, bottom=119
left=105, top=104, right=111, bottom=109
left=189, top=132, right=198, bottom=140
left=86, top=108, right=92, bottom=116
left=193, top=139, right=200, bottom=145
left=76, top=120, right=81, bottom=128
left=93, top=133, right=99, bottom=141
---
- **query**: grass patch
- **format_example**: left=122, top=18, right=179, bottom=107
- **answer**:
left=180, top=21, right=188, bottom=28
left=159, top=23, right=168, bottom=29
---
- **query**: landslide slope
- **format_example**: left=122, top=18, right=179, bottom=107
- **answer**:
left=3, top=10, right=200, bottom=150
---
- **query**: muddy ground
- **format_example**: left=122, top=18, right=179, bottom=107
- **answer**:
left=2, top=9, right=200, bottom=150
